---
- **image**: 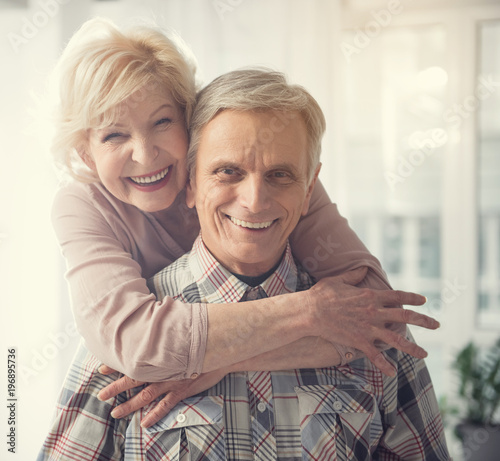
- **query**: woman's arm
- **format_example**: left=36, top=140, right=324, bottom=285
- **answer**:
left=55, top=181, right=435, bottom=383
left=203, top=267, right=432, bottom=375
left=52, top=183, right=207, bottom=382
left=203, top=180, right=436, bottom=374
left=290, top=180, right=392, bottom=286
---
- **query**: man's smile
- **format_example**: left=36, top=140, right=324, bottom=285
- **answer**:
left=228, top=215, right=276, bottom=230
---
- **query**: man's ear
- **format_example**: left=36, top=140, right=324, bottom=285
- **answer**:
left=186, top=174, right=196, bottom=209
left=301, top=163, right=322, bottom=216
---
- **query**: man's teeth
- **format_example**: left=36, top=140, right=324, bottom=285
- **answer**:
left=130, top=167, right=169, bottom=184
left=230, top=216, right=273, bottom=229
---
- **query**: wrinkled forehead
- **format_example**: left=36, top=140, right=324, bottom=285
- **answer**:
left=198, top=109, right=308, bottom=161
left=88, top=79, right=175, bottom=128
left=92, top=81, right=177, bottom=128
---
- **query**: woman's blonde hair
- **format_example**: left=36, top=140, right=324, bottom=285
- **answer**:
left=187, top=68, right=325, bottom=183
left=50, top=18, right=197, bottom=182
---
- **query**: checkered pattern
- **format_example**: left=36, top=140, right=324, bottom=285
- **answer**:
left=37, top=235, right=450, bottom=460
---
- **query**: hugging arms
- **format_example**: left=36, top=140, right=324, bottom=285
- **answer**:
left=49, top=16, right=436, bottom=425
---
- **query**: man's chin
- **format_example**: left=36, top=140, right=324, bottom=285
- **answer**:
left=222, top=246, right=282, bottom=273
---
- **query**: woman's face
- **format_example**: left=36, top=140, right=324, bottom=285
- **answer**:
left=86, top=86, right=189, bottom=212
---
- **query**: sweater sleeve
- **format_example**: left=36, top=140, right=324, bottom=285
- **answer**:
left=290, top=179, right=392, bottom=291
left=51, top=184, right=207, bottom=382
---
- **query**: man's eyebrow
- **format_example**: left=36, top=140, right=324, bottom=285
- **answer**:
left=209, top=160, right=242, bottom=171
left=266, top=163, right=300, bottom=176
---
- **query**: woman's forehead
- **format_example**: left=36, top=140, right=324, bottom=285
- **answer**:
left=93, top=84, right=178, bottom=127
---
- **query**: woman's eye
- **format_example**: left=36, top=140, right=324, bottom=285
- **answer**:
left=155, top=118, right=172, bottom=127
left=102, top=132, right=123, bottom=143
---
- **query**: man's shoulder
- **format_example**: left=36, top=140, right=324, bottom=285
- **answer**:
left=294, top=259, right=316, bottom=292
left=148, top=252, right=201, bottom=301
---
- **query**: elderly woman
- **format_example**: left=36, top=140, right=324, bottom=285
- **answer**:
left=38, top=17, right=438, bottom=460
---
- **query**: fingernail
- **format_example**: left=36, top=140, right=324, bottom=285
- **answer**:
left=111, top=408, right=122, bottom=419
left=97, top=392, right=105, bottom=401
left=98, top=365, right=105, bottom=373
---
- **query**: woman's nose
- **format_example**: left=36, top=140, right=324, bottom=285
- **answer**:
left=131, top=137, right=158, bottom=165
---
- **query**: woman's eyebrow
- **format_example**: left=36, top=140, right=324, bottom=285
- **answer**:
left=150, top=103, right=175, bottom=118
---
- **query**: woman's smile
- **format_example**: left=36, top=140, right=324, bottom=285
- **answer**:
left=87, top=87, right=189, bottom=212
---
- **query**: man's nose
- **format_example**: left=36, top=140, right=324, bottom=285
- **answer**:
left=238, top=176, right=271, bottom=213
left=130, top=137, right=158, bottom=165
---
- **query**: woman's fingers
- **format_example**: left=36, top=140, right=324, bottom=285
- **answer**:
left=140, top=371, right=227, bottom=428
left=98, top=364, right=118, bottom=375
left=376, top=305, right=440, bottom=330
left=378, top=289, right=427, bottom=307
left=109, top=382, right=176, bottom=419
left=98, top=375, right=145, bottom=401
left=140, top=390, right=186, bottom=428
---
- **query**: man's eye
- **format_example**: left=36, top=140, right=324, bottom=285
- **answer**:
left=269, top=171, right=292, bottom=182
left=216, top=168, right=241, bottom=181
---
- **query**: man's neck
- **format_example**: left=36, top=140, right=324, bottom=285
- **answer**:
left=230, top=256, right=284, bottom=287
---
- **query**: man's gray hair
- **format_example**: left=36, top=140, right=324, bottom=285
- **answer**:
left=187, top=68, right=326, bottom=182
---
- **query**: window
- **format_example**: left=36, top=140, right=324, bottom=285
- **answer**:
left=338, top=5, right=500, bottom=457
left=477, top=20, right=500, bottom=329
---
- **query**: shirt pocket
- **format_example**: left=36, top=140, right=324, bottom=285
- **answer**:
left=143, top=395, right=226, bottom=461
left=295, top=384, right=380, bottom=461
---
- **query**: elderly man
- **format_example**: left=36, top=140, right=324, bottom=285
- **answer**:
left=135, top=69, right=450, bottom=460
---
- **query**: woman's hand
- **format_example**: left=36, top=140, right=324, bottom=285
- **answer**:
left=97, top=365, right=227, bottom=428
left=305, top=267, right=438, bottom=376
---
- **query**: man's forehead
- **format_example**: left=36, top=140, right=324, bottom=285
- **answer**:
left=197, top=109, right=308, bottom=168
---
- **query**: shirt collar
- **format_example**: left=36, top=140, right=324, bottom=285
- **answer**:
left=188, top=234, right=298, bottom=303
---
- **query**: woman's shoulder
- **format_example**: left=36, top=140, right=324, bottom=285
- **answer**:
left=51, top=180, right=149, bottom=242
left=52, top=180, right=140, bottom=220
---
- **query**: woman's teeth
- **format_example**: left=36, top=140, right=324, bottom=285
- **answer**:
left=130, top=167, right=169, bottom=185
left=230, top=216, right=273, bottom=229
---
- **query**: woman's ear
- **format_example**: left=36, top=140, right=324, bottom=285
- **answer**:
left=78, top=148, right=97, bottom=171
left=301, top=163, right=322, bottom=216
left=186, top=175, right=196, bottom=209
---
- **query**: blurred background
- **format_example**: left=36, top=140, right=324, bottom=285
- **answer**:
left=1, top=0, right=499, bottom=459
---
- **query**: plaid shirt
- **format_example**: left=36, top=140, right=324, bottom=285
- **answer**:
left=37, top=236, right=450, bottom=460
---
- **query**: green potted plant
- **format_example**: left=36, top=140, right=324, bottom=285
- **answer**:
left=452, top=337, right=500, bottom=461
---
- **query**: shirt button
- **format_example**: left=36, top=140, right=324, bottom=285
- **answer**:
left=176, top=413, right=187, bottom=423
left=345, top=352, right=353, bottom=361
left=190, top=373, right=199, bottom=379
left=257, top=401, right=267, bottom=413
left=333, top=400, right=343, bottom=411
left=247, top=290, right=259, bottom=300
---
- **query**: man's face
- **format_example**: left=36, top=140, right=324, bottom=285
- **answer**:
left=187, top=109, right=320, bottom=276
